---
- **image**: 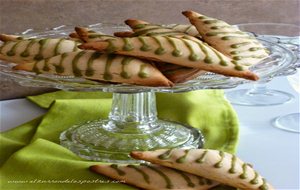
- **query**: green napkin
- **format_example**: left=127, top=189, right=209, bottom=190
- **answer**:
left=0, top=90, right=239, bottom=190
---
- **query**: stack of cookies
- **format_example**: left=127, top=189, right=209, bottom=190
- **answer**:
left=0, top=10, right=269, bottom=87
left=91, top=148, right=274, bottom=190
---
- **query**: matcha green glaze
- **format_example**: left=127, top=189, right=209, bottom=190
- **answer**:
left=230, top=42, right=252, bottom=48
left=214, top=151, right=225, bottom=168
left=54, top=39, right=64, bottom=55
left=158, top=149, right=173, bottom=160
left=110, top=164, right=126, bottom=176
left=233, top=55, right=267, bottom=60
left=205, top=31, right=244, bottom=37
left=20, top=39, right=37, bottom=57
left=239, top=163, right=248, bottom=179
left=173, top=169, right=195, bottom=187
left=198, top=16, right=207, bottom=19
left=155, top=47, right=166, bottom=55
left=120, top=57, right=133, bottom=79
left=210, top=25, right=231, bottom=30
left=72, top=51, right=86, bottom=77
left=33, top=62, right=41, bottom=74
left=147, top=31, right=183, bottom=36
left=250, top=171, right=259, bottom=184
left=152, top=37, right=166, bottom=55
left=182, top=39, right=200, bottom=61
left=55, top=53, right=68, bottom=73
left=211, top=48, right=228, bottom=66
left=127, top=165, right=150, bottom=184
left=34, top=39, right=48, bottom=60
left=195, top=150, right=208, bottom=163
left=259, top=178, right=268, bottom=190
left=42, top=58, right=51, bottom=71
left=234, top=65, right=244, bottom=71
left=85, top=52, right=102, bottom=76
left=133, top=26, right=163, bottom=36
left=133, top=24, right=147, bottom=29
left=249, top=47, right=264, bottom=51
left=106, top=39, right=117, bottom=53
left=103, top=54, right=116, bottom=80
left=189, top=38, right=213, bottom=64
left=138, top=37, right=152, bottom=51
left=142, top=163, right=173, bottom=189
left=176, top=149, right=190, bottom=163
left=165, top=37, right=183, bottom=57
left=138, top=64, right=149, bottom=78
left=228, top=155, right=237, bottom=173
left=6, top=40, right=23, bottom=56
left=204, top=20, right=219, bottom=24
left=122, top=38, right=134, bottom=51
left=222, top=36, right=253, bottom=41
left=184, top=25, right=194, bottom=33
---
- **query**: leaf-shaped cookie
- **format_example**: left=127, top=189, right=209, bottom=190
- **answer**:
left=90, top=163, right=219, bottom=190
left=130, top=149, right=274, bottom=190
left=123, top=19, right=206, bottom=83
left=79, top=36, right=259, bottom=80
left=182, top=11, right=269, bottom=67
left=0, top=36, right=80, bottom=64
left=125, top=19, right=201, bottom=38
left=73, top=27, right=116, bottom=42
left=13, top=50, right=173, bottom=87
left=156, top=62, right=206, bottom=83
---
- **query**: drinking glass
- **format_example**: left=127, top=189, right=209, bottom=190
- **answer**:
left=273, top=70, right=300, bottom=133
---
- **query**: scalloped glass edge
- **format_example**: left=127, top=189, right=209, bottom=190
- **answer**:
left=0, top=24, right=297, bottom=93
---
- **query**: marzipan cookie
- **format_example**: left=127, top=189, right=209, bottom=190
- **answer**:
left=13, top=50, right=173, bottom=87
left=72, top=27, right=116, bottom=42
left=130, top=149, right=274, bottom=190
left=0, top=35, right=80, bottom=64
left=125, top=19, right=201, bottom=38
left=156, top=62, right=206, bottom=83
left=79, top=36, right=259, bottom=80
left=124, top=19, right=206, bottom=83
left=125, top=19, right=188, bottom=37
left=182, top=11, right=269, bottom=67
left=90, top=163, right=219, bottom=190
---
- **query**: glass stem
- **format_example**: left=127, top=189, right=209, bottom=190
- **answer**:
left=109, top=92, right=157, bottom=128
left=248, top=78, right=270, bottom=94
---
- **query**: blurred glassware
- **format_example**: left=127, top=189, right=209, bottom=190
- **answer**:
left=226, top=23, right=300, bottom=106
left=273, top=70, right=300, bottom=133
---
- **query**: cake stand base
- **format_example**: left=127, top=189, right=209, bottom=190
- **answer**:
left=60, top=91, right=204, bottom=163
left=60, top=119, right=203, bottom=163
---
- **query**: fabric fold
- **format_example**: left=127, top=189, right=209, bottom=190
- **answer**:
left=1, top=90, right=239, bottom=190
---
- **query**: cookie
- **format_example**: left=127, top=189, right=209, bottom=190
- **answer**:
left=156, top=62, right=206, bottom=83
left=90, top=163, right=219, bottom=190
left=130, top=149, right=274, bottom=190
left=0, top=37, right=80, bottom=64
left=79, top=36, right=259, bottom=80
left=13, top=50, right=173, bottom=87
left=0, top=34, right=23, bottom=42
left=182, top=10, right=269, bottom=67
left=125, top=19, right=187, bottom=37
left=73, top=27, right=116, bottom=42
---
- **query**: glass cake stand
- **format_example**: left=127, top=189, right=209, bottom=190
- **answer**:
left=0, top=24, right=297, bottom=163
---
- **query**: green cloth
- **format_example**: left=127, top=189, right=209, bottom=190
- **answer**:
left=0, top=90, right=239, bottom=190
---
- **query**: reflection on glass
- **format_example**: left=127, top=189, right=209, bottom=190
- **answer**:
left=273, top=70, right=300, bottom=133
